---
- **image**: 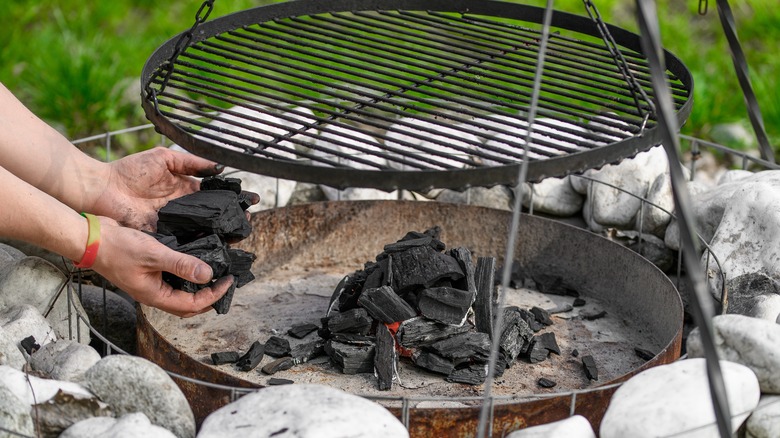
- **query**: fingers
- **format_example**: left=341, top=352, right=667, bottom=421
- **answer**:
left=155, top=275, right=235, bottom=318
left=158, top=147, right=224, bottom=178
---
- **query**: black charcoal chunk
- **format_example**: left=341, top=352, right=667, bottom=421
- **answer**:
left=357, top=285, right=416, bottom=323
left=391, top=245, right=464, bottom=292
left=538, top=378, right=557, bottom=388
left=329, top=272, right=368, bottom=315
left=291, top=339, right=325, bottom=364
left=288, top=323, right=319, bottom=339
left=527, top=339, right=550, bottom=364
left=157, top=190, right=251, bottom=242
left=264, top=336, right=291, bottom=358
left=20, top=336, right=39, bottom=355
left=362, top=258, right=390, bottom=292
left=267, top=378, right=294, bottom=386
left=396, top=227, right=445, bottom=252
left=573, top=297, right=587, bottom=307
left=374, top=324, right=396, bottom=391
left=581, top=310, right=607, bottom=321
left=325, top=340, right=375, bottom=374
left=634, top=347, right=655, bottom=361
left=474, top=257, right=496, bottom=338
left=426, top=332, right=491, bottom=363
left=227, top=248, right=256, bottom=288
left=417, top=286, right=474, bottom=326
left=498, top=307, right=534, bottom=368
left=447, top=363, right=488, bottom=385
left=397, top=317, right=471, bottom=349
left=236, top=341, right=265, bottom=371
left=582, top=355, right=598, bottom=380
left=329, top=334, right=375, bottom=346
left=325, top=308, right=372, bottom=335
left=532, top=273, right=579, bottom=297
left=146, top=232, right=179, bottom=249
left=383, top=236, right=432, bottom=253
left=211, top=281, right=237, bottom=315
left=201, top=175, right=242, bottom=194
left=211, top=351, right=240, bottom=365
left=572, top=349, right=580, bottom=357
left=530, top=306, right=553, bottom=326
left=449, top=247, right=477, bottom=297
left=262, top=357, right=295, bottom=375
left=518, top=308, right=544, bottom=332
left=536, top=332, right=561, bottom=355
left=411, top=350, right=455, bottom=375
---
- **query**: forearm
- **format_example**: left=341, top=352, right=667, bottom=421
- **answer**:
left=0, top=82, right=109, bottom=213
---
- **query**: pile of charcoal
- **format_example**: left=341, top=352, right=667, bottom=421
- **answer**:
left=149, top=175, right=257, bottom=314
left=318, top=227, right=567, bottom=389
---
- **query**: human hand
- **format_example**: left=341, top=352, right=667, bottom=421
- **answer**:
left=90, top=147, right=258, bottom=231
left=92, top=216, right=234, bottom=318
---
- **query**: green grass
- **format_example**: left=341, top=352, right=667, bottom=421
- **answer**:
left=1, top=0, right=778, bottom=157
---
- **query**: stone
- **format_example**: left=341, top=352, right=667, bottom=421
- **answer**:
left=0, top=365, right=93, bottom=405
left=0, top=326, right=25, bottom=370
left=718, top=169, right=754, bottom=185
left=0, top=238, right=70, bottom=272
left=435, top=186, right=513, bottom=211
left=0, top=383, right=34, bottom=438
left=198, top=384, right=408, bottom=438
left=746, top=395, right=780, bottom=438
left=76, top=284, right=136, bottom=354
left=581, top=355, right=598, bottom=381
left=84, top=355, right=195, bottom=438
left=599, top=358, right=760, bottom=438
left=385, top=117, right=479, bottom=171
left=29, top=340, right=101, bottom=382
left=687, top=314, right=780, bottom=393
left=723, top=273, right=780, bottom=322
left=0, top=304, right=57, bottom=361
left=635, top=170, right=675, bottom=238
left=519, top=176, right=584, bottom=217
left=59, top=413, right=177, bottom=438
left=606, top=230, right=676, bottom=273
left=506, top=415, right=596, bottom=438
left=0, top=257, right=89, bottom=343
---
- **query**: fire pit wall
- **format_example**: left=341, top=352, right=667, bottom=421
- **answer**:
left=139, top=200, right=682, bottom=435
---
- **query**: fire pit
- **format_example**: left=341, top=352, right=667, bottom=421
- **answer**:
left=137, top=200, right=682, bottom=435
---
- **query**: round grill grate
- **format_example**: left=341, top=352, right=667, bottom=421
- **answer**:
left=141, top=0, right=693, bottom=191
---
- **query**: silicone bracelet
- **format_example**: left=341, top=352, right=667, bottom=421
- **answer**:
left=74, top=213, right=100, bottom=269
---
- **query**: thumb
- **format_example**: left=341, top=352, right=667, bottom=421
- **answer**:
left=167, top=251, right=214, bottom=285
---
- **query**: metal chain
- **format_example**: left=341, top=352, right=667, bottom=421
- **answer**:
left=146, top=0, right=216, bottom=107
left=582, top=0, right=656, bottom=122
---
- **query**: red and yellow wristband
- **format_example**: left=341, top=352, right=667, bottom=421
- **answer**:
left=74, top=213, right=100, bottom=269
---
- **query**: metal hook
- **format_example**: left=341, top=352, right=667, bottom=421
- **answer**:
left=699, top=0, right=709, bottom=15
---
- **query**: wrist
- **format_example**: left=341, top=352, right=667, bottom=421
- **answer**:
left=73, top=213, right=101, bottom=269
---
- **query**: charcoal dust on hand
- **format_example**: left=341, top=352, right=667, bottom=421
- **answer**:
left=151, top=175, right=257, bottom=315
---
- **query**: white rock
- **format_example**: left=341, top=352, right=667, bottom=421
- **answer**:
left=520, top=176, right=583, bottom=217
left=385, top=117, right=479, bottom=170
left=0, top=257, right=89, bottom=343
left=480, top=118, right=588, bottom=167
left=85, top=355, right=195, bottom=438
left=747, top=395, right=780, bottom=438
left=0, top=325, right=25, bottom=369
left=506, top=415, right=595, bottom=437
left=687, top=314, right=780, bottom=393
left=600, top=358, right=760, bottom=438
left=0, top=365, right=93, bottom=405
left=60, top=413, right=177, bottom=438
left=663, top=180, right=713, bottom=251
left=635, top=170, right=675, bottom=237
left=582, top=160, right=645, bottom=228
left=436, top=186, right=513, bottom=211
left=0, top=383, right=33, bottom=437
left=0, top=304, right=57, bottom=359
left=198, top=384, right=408, bottom=438
left=718, top=169, right=754, bottom=185
left=721, top=272, right=780, bottom=322
left=30, top=340, right=101, bottom=382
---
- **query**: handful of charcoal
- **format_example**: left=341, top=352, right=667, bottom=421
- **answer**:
left=150, top=175, right=257, bottom=314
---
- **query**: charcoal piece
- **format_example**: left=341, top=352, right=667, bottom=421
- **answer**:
left=374, top=324, right=396, bottom=391
left=527, top=339, right=550, bottom=364
left=474, top=257, right=496, bottom=337
left=362, top=258, right=391, bottom=292
left=581, top=310, right=607, bottom=321
left=236, top=341, right=265, bottom=371
left=325, top=340, right=375, bottom=374
left=291, top=339, right=325, bottom=363
left=237, top=191, right=254, bottom=210
left=532, top=273, right=579, bottom=297
left=157, top=190, right=251, bottom=242
left=538, top=378, right=557, bottom=388
left=147, top=232, right=179, bottom=249
left=447, top=363, right=488, bottom=385
left=357, top=285, right=417, bottom=324
left=262, top=357, right=295, bottom=375
left=417, top=286, right=474, bottom=326
left=264, top=336, right=291, bottom=358
left=329, top=333, right=375, bottom=346
left=20, top=336, right=39, bottom=355
left=572, top=349, right=580, bottom=357
left=396, top=228, right=445, bottom=251
left=211, top=281, right=237, bottom=315
left=530, top=306, right=553, bottom=326
left=325, top=308, right=372, bottom=335
left=573, top=297, right=587, bottom=307
left=329, top=272, right=368, bottom=315
left=536, top=332, right=561, bottom=355
left=201, top=175, right=242, bottom=194
left=210, top=351, right=240, bottom=365
left=391, top=245, right=464, bottom=292
left=634, top=347, right=655, bottom=361
left=288, top=323, right=319, bottom=339
left=383, top=236, right=432, bottom=253
left=449, top=247, right=477, bottom=296
left=227, top=248, right=256, bottom=288
left=396, top=317, right=470, bottom=349
left=426, top=332, right=491, bottom=363
left=498, top=308, right=534, bottom=367
left=518, top=308, right=544, bottom=332
left=582, top=355, right=598, bottom=380
left=267, top=378, right=294, bottom=386
left=411, top=350, right=455, bottom=375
